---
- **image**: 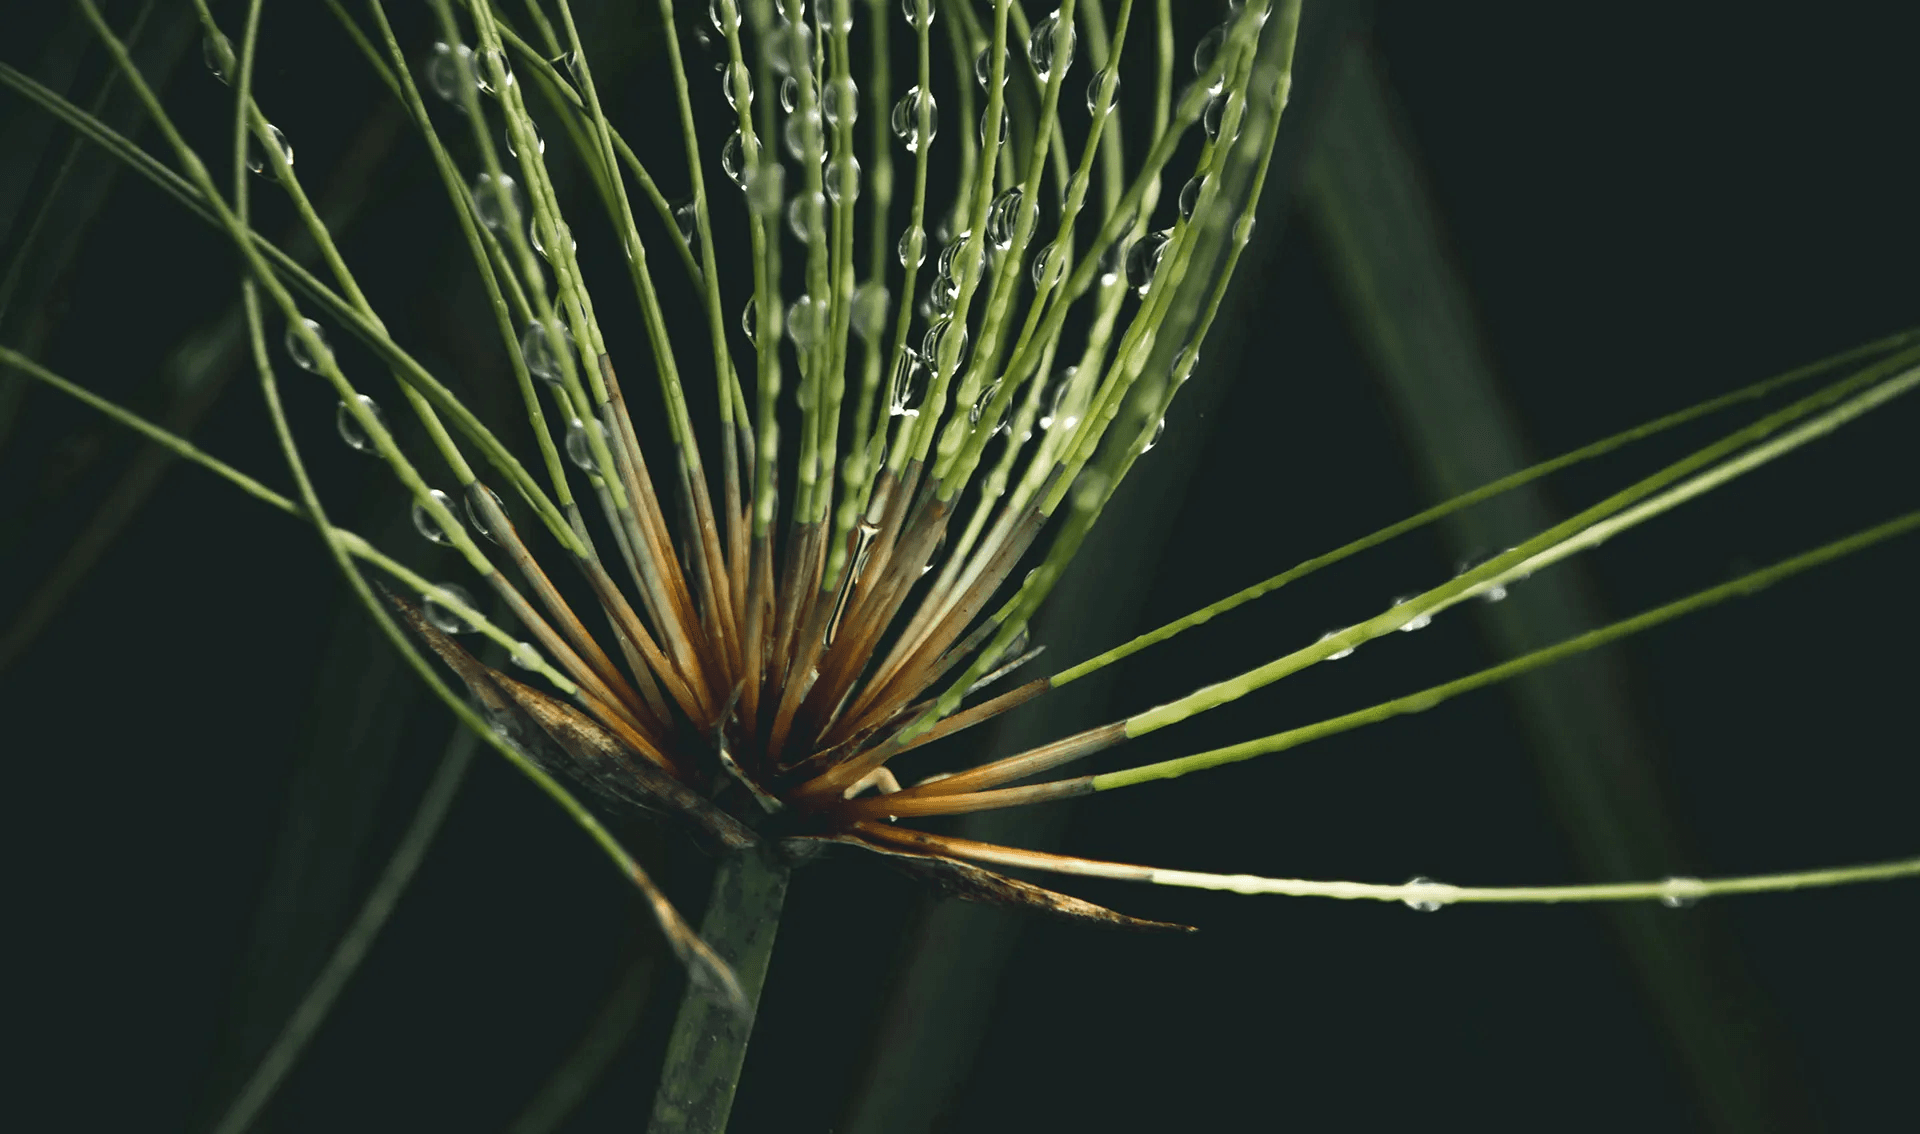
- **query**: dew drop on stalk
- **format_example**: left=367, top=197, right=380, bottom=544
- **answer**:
left=565, top=417, right=609, bottom=474
left=823, top=76, right=858, bottom=127
left=1391, top=594, right=1433, bottom=632
left=721, top=62, right=751, bottom=109
left=926, top=274, right=957, bottom=318
left=412, top=488, right=460, bottom=545
left=787, top=191, right=825, bottom=241
left=245, top=124, right=293, bottom=176
left=780, top=75, right=801, bottom=113
left=473, top=172, right=520, bottom=232
left=530, top=219, right=575, bottom=261
left=721, top=131, right=748, bottom=188
left=1179, top=176, right=1207, bottom=221
left=1031, top=241, right=1059, bottom=287
left=203, top=32, right=234, bottom=84
left=1203, top=92, right=1228, bottom=140
left=1142, top=415, right=1166, bottom=453
left=1085, top=67, right=1118, bottom=114
left=746, top=162, right=783, bottom=217
left=891, top=86, right=938, bottom=152
left=1193, top=25, right=1226, bottom=79
left=1661, top=876, right=1705, bottom=909
left=888, top=347, right=925, bottom=417
left=1026, top=10, right=1073, bottom=82
left=900, top=0, right=936, bottom=27
left=1402, top=876, right=1449, bottom=912
left=509, top=641, right=543, bottom=669
left=969, top=380, right=1002, bottom=425
left=520, top=317, right=572, bottom=383
left=423, top=583, right=479, bottom=635
left=787, top=296, right=824, bottom=349
left=674, top=200, right=699, bottom=247
left=425, top=42, right=474, bottom=104
left=979, top=106, right=1009, bottom=146
left=336, top=394, right=387, bottom=454
left=974, top=45, right=1008, bottom=89
left=709, top=0, right=738, bottom=32
left=284, top=317, right=329, bottom=373
left=1039, top=366, right=1076, bottom=430
left=852, top=283, right=889, bottom=342
left=1125, top=228, right=1173, bottom=297
left=826, top=155, right=860, bottom=204
left=1316, top=629, right=1355, bottom=660
left=741, top=296, right=758, bottom=344
left=784, top=109, right=822, bottom=161
left=464, top=483, right=504, bottom=543
left=898, top=224, right=926, bottom=268
left=986, top=186, right=1025, bottom=250
left=768, top=21, right=814, bottom=77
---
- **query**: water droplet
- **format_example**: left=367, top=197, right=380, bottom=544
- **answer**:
left=890, top=86, right=939, bottom=153
left=336, top=394, right=386, bottom=454
left=1030, top=241, right=1060, bottom=287
left=529, top=218, right=575, bottom=261
left=720, top=131, right=748, bottom=188
left=1402, top=876, right=1448, bottom=912
left=1316, top=630, right=1355, bottom=660
left=412, top=488, right=460, bottom=545
left=1142, top=415, right=1166, bottom=452
left=888, top=348, right=925, bottom=417
left=780, top=74, right=802, bottom=113
left=464, top=483, right=504, bottom=543
left=823, top=76, right=858, bottom=127
left=284, top=317, right=329, bottom=373
left=784, top=108, right=822, bottom=161
left=565, top=417, right=608, bottom=474
left=473, top=172, right=520, bottom=232
left=1039, top=366, right=1077, bottom=430
left=504, top=121, right=545, bottom=158
left=478, top=48, right=515, bottom=94
left=1085, top=67, right=1118, bottom=114
left=509, top=640, right=543, bottom=669
left=986, top=186, right=1025, bottom=250
left=1125, top=228, right=1173, bottom=296
left=825, top=154, right=860, bottom=204
left=674, top=200, right=698, bottom=247
left=969, top=380, right=1002, bottom=426
left=203, top=32, right=234, bottom=85
left=1179, top=175, right=1206, bottom=220
left=925, top=273, right=958, bottom=318
left=900, top=0, right=936, bottom=27
left=921, top=318, right=967, bottom=369
left=1660, top=876, right=1705, bottom=909
left=721, top=61, right=750, bottom=109
left=745, top=161, right=783, bottom=217
left=709, top=0, right=738, bottom=32
left=978, top=105, right=1009, bottom=146
left=852, top=282, right=889, bottom=342
left=740, top=296, right=758, bottom=344
left=1193, top=25, right=1226, bottom=78
left=786, top=190, right=825, bottom=241
left=1392, top=595, right=1433, bottom=632
left=520, top=317, right=573, bottom=384
left=768, top=21, right=814, bottom=77
left=1026, top=10, right=1073, bottom=82
left=898, top=224, right=926, bottom=268
left=974, top=45, right=1008, bottom=89
left=425, top=42, right=474, bottom=104
left=787, top=295, right=824, bottom=348
left=245, top=124, right=293, bottom=177
left=423, top=583, right=479, bottom=634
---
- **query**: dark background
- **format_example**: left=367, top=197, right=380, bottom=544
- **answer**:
left=3, top=2, right=1916, bottom=1131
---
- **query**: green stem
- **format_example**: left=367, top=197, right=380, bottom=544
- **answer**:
left=648, top=850, right=790, bottom=1134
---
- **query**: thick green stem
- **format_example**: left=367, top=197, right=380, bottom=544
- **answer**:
left=648, top=850, right=790, bottom=1134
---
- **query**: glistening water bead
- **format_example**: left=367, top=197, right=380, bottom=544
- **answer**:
left=412, top=488, right=460, bottom=545
left=898, top=224, right=926, bottom=268
left=1402, top=876, right=1448, bottom=912
left=1086, top=67, right=1118, bottom=114
left=472, top=172, right=519, bottom=232
left=1392, top=595, right=1432, bottom=632
left=203, top=31, right=234, bottom=85
left=890, top=86, right=937, bottom=153
left=900, top=0, right=936, bottom=28
left=825, top=156, right=860, bottom=205
left=986, top=186, right=1024, bottom=250
left=520, top=318, right=572, bottom=384
left=244, top=124, right=292, bottom=177
left=425, top=42, right=478, bottom=105
left=464, top=482, right=504, bottom=543
left=973, top=45, right=1007, bottom=89
left=284, top=317, right=329, bottom=373
left=422, top=583, right=479, bottom=635
left=565, top=417, right=607, bottom=474
left=1026, top=10, right=1074, bottom=83
left=1125, top=228, right=1173, bottom=297
left=674, top=200, right=698, bottom=247
left=721, top=132, right=747, bottom=188
left=335, top=394, right=387, bottom=454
